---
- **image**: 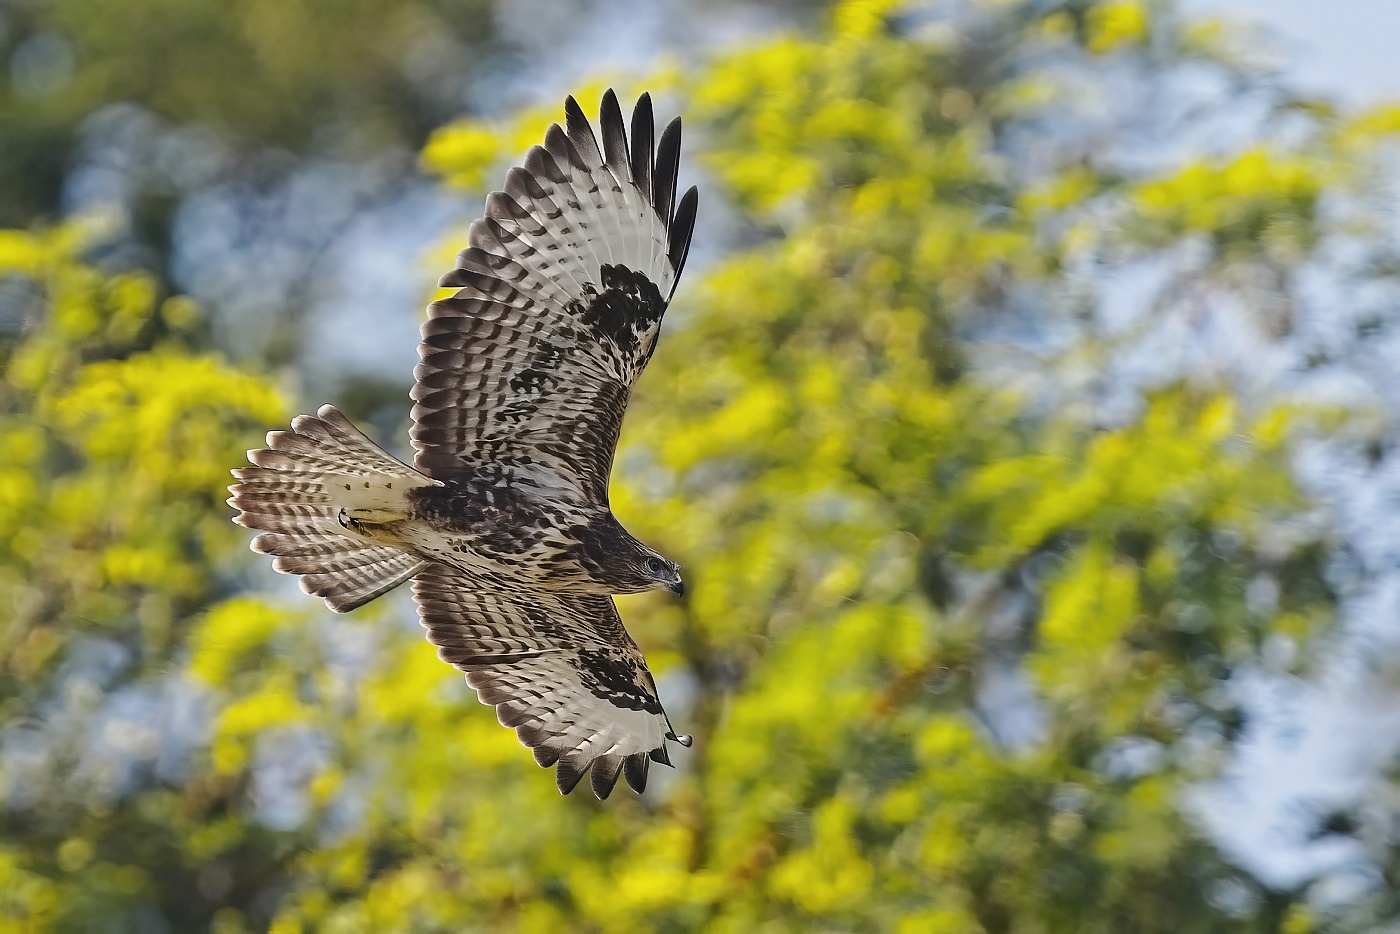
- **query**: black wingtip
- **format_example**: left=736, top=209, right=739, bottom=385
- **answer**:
left=591, top=754, right=624, bottom=800
left=654, top=116, right=682, bottom=224
left=598, top=89, right=630, bottom=180
left=564, top=95, right=602, bottom=164
left=556, top=756, right=586, bottom=795
left=624, top=753, right=650, bottom=794
left=668, top=185, right=699, bottom=296
left=531, top=743, right=562, bottom=769
left=630, top=93, right=655, bottom=201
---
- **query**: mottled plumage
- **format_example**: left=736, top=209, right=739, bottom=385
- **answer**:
left=229, top=91, right=697, bottom=798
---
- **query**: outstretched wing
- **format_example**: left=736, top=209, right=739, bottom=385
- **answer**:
left=412, top=563, right=690, bottom=798
left=411, top=90, right=698, bottom=505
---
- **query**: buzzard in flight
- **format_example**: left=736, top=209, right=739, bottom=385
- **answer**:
left=229, top=91, right=697, bottom=799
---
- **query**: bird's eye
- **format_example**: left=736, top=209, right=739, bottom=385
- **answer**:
left=645, top=557, right=667, bottom=575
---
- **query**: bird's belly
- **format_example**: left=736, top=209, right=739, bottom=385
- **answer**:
left=403, top=524, right=570, bottom=585
left=399, top=483, right=597, bottom=587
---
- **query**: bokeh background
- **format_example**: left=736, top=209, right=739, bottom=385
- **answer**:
left=2, top=0, right=1400, bottom=930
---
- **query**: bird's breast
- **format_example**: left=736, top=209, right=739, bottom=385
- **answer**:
left=402, top=480, right=594, bottom=585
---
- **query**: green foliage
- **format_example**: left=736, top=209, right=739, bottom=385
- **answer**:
left=0, top=0, right=503, bottom=226
left=3, top=0, right=1399, bottom=930
left=0, top=225, right=286, bottom=929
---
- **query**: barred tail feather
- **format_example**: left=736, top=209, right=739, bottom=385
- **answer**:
left=229, top=404, right=435, bottom=612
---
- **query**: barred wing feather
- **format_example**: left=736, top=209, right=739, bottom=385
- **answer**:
left=411, top=90, right=698, bottom=504
left=412, top=563, right=688, bottom=798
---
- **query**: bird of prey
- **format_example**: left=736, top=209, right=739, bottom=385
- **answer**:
left=228, top=90, right=698, bottom=799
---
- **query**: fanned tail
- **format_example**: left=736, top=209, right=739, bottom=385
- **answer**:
left=229, top=404, right=436, bottom=612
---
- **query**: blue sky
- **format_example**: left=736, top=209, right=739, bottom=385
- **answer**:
left=1186, top=0, right=1400, bottom=103
left=1173, top=0, right=1400, bottom=896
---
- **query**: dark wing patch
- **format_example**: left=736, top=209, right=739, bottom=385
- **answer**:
left=412, top=563, right=687, bottom=798
left=578, top=264, right=667, bottom=353
left=411, top=91, right=699, bottom=505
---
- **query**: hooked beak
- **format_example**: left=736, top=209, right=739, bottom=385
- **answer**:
left=669, top=576, right=685, bottom=597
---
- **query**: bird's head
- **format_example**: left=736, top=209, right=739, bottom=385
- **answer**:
left=570, top=517, right=684, bottom=596
left=639, top=552, right=684, bottom=596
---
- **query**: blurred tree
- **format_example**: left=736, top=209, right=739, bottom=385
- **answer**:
left=0, top=0, right=507, bottom=227
left=0, top=0, right=830, bottom=430
left=0, top=223, right=291, bottom=929
left=4, top=0, right=1400, bottom=931
left=0, top=0, right=825, bottom=228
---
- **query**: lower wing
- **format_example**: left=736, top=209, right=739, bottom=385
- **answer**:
left=411, top=563, right=690, bottom=798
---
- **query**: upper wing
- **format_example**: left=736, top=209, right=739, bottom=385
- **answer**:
left=412, top=563, right=690, bottom=798
left=412, top=90, right=698, bottom=504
